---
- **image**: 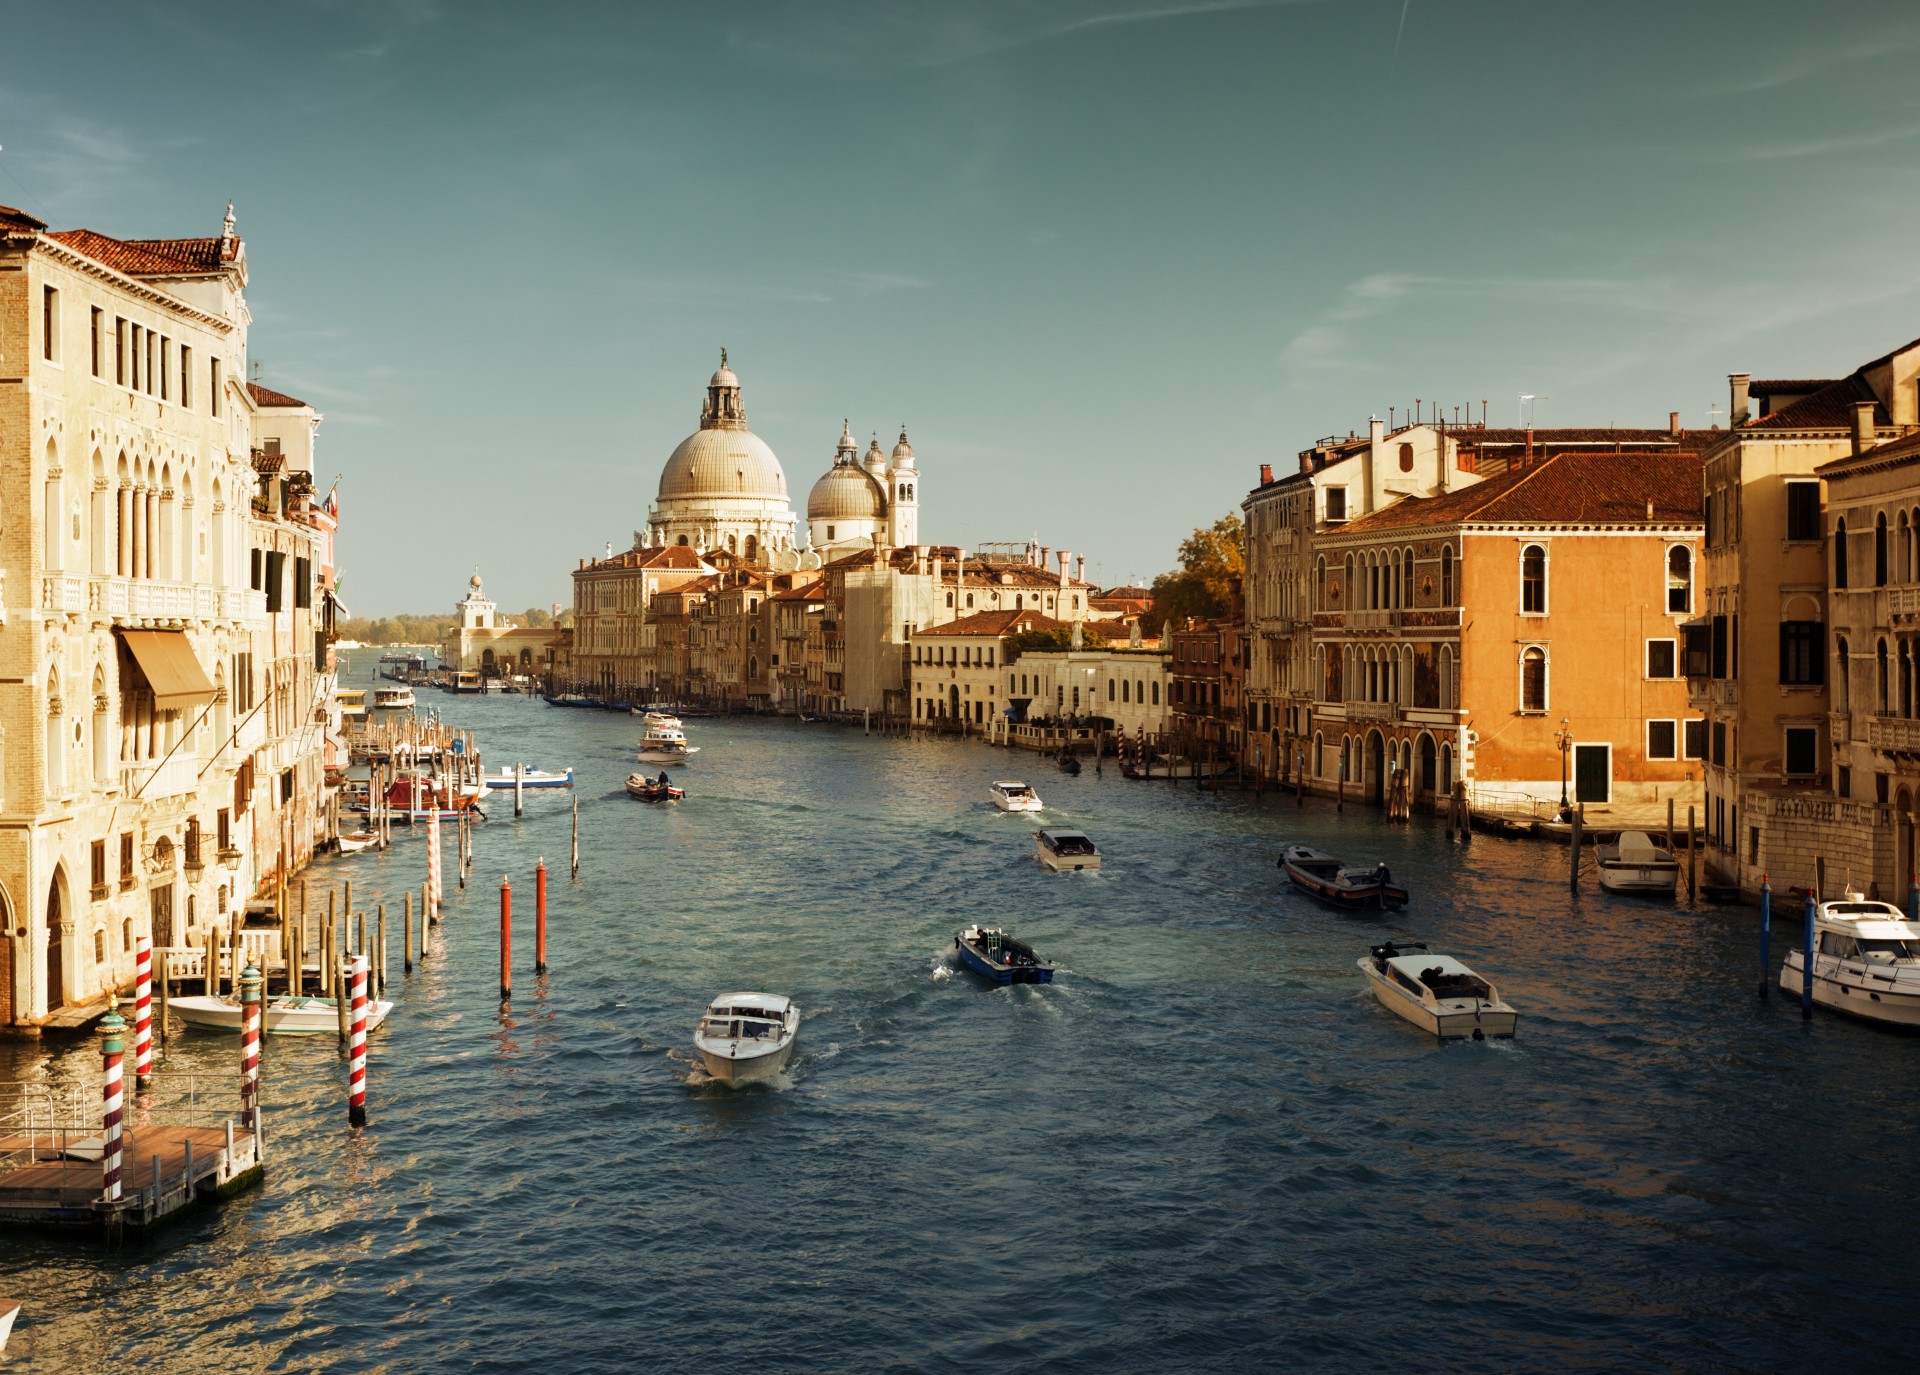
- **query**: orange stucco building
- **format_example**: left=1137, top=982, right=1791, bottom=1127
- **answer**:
left=1305, top=451, right=1706, bottom=821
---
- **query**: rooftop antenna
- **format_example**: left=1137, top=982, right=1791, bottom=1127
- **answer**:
left=1415, top=398, right=1422, bottom=425
left=1481, top=399, right=1488, bottom=427
left=1519, top=394, right=1548, bottom=428
left=1389, top=406, right=1396, bottom=429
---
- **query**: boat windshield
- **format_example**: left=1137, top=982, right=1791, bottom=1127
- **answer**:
left=1858, top=938, right=1920, bottom=960
left=1047, top=835, right=1096, bottom=854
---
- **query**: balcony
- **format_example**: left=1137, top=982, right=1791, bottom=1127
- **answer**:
left=39, top=576, right=267, bottom=627
left=122, top=755, right=202, bottom=801
left=1867, top=714, right=1920, bottom=754
left=1890, top=586, right=1920, bottom=622
left=1346, top=700, right=1398, bottom=722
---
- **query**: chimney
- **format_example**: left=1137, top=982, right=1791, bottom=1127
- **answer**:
left=1669, top=411, right=1681, bottom=436
left=1057, top=551, right=1070, bottom=589
left=1259, top=462, right=1273, bottom=485
left=956, top=549, right=966, bottom=600
left=1040, top=546, right=1050, bottom=572
left=1853, top=400, right=1877, bottom=456
left=1369, top=416, right=1385, bottom=446
left=1075, top=554, right=1086, bottom=583
left=1729, top=373, right=1751, bottom=426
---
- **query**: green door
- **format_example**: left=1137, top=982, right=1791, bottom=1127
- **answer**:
left=1574, top=744, right=1611, bottom=804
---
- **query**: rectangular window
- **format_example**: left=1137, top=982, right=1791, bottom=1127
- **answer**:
left=1779, top=621, right=1825, bottom=686
left=1324, top=487, right=1347, bottom=522
left=1837, top=764, right=1851, bottom=799
left=42, top=285, right=57, bottom=361
left=91, top=307, right=102, bottom=376
left=294, top=556, right=312, bottom=609
left=217, top=807, right=231, bottom=851
left=120, top=831, right=135, bottom=885
left=181, top=346, right=192, bottom=407
left=146, top=330, right=156, bottom=393
left=1683, top=718, right=1707, bottom=760
left=1646, top=639, right=1677, bottom=679
left=1710, top=615, right=1728, bottom=679
left=130, top=324, right=141, bottom=390
left=250, top=548, right=263, bottom=591
left=115, top=318, right=126, bottom=385
left=90, top=839, right=107, bottom=897
left=1711, top=720, right=1727, bottom=767
left=160, top=336, right=170, bottom=400
left=1647, top=719, right=1678, bottom=760
left=1785, top=482, right=1821, bottom=542
left=265, top=550, right=286, bottom=612
left=211, top=357, right=223, bottom=416
left=1784, top=726, right=1818, bottom=777
left=1682, top=623, right=1711, bottom=678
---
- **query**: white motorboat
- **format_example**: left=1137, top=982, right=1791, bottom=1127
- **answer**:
left=480, top=766, right=575, bottom=791
left=171, top=992, right=394, bottom=1035
left=0, top=1299, right=17, bottom=1355
left=637, top=722, right=699, bottom=765
left=1036, top=827, right=1101, bottom=872
left=1596, top=830, right=1680, bottom=896
left=373, top=685, right=416, bottom=711
left=693, top=993, right=798, bottom=1085
left=636, top=708, right=684, bottom=730
left=1359, top=942, right=1518, bottom=1041
left=336, top=829, right=378, bottom=855
left=990, top=780, right=1043, bottom=812
left=1779, top=891, right=1920, bottom=1028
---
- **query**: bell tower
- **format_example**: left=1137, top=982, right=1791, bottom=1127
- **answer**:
left=888, top=428, right=919, bottom=547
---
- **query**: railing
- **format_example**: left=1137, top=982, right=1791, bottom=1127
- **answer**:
left=1889, top=586, right=1920, bottom=619
left=37, top=577, right=268, bottom=625
left=1346, top=700, right=1398, bottom=721
left=1867, top=714, right=1920, bottom=752
left=122, top=755, right=202, bottom=800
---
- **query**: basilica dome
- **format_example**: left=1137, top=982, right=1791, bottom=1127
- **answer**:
left=807, top=462, right=885, bottom=521
left=657, top=428, right=790, bottom=501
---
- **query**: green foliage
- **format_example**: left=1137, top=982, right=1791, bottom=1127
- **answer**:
left=1147, top=513, right=1244, bottom=632
left=1005, top=625, right=1109, bottom=660
left=335, top=605, right=567, bottom=645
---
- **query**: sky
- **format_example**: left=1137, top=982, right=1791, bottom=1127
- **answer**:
left=5, top=0, right=1920, bottom=615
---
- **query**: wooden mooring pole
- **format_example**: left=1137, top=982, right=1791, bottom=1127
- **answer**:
left=1686, top=805, right=1697, bottom=902
left=1758, top=875, right=1772, bottom=999
left=1569, top=805, right=1584, bottom=891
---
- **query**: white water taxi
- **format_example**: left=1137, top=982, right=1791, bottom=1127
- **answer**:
left=638, top=722, right=699, bottom=764
left=373, top=685, right=416, bottom=711
left=171, top=992, right=394, bottom=1035
left=1036, top=827, right=1101, bottom=872
left=1779, top=891, right=1920, bottom=1028
left=336, top=688, right=368, bottom=722
left=991, top=780, right=1043, bottom=812
left=1596, top=830, right=1680, bottom=896
left=1359, top=942, right=1518, bottom=1041
left=693, top=993, right=798, bottom=1085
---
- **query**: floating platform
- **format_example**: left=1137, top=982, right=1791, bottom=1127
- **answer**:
left=0, top=1119, right=263, bottom=1232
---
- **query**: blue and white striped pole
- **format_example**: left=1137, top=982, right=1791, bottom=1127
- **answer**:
left=1758, top=875, right=1771, bottom=1001
left=1801, top=890, right=1816, bottom=1021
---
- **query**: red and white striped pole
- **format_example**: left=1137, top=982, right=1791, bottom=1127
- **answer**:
left=99, top=1000, right=128, bottom=1202
left=133, top=933, right=154, bottom=1089
left=239, top=963, right=262, bottom=1130
left=347, top=953, right=369, bottom=1127
left=426, top=803, right=442, bottom=924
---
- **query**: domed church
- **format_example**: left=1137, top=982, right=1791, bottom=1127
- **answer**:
left=643, top=351, right=799, bottom=563
left=806, top=421, right=920, bottom=557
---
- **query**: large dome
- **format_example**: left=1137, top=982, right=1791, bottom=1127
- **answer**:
left=807, top=463, right=885, bottom=521
left=657, top=428, right=790, bottom=501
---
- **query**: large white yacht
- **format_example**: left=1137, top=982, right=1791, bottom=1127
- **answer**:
left=693, top=993, right=799, bottom=1086
left=990, top=780, right=1043, bottom=812
left=637, top=722, right=699, bottom=765
left=1779, top=891, right=1920, bottom=1028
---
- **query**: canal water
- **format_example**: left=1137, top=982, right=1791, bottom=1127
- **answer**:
left=3, top=662, right=1914, bottom=1373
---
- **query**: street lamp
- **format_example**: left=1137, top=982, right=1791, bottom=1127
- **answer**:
left=1554, top=717, right=1572, bottom=810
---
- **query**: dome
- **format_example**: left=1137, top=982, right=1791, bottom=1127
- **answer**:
left=657, top=428, right=790, bottom=501
left=710, top=363, right=739, bottom=388
left=807, top=463, right=885, bottom=521
left=891, top=428, right=914, bottom=463
left=469, top=572, right=484, bottom=590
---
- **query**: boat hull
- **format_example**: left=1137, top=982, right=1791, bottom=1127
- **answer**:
left=1282, top=858, right=1408, bottom=911
left=1359, top=960, right=1516, bottom=1040
left=480, top=771, right=574, bottom=790
left=696, top=1039, right=795, bottom=1085
left=1779, top=954, right=1920, bottom=1028
left=955, top=937, right=1055, bottom=985
left=1597, top=862, right=1680, bottom=895
left=171, top=994, right=394, bottom=1035
left=1037, top=848, right=1100, bottom=872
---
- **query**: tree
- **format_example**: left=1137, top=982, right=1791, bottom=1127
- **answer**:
left=1006, top=624, right=1109, bottom=661
left=1147, top=513, right=1243, bottom=632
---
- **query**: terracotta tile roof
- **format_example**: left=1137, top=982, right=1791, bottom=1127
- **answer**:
left=1814, top=429, right=1920, bottom=477
left=578, top=544, right=712, bottom=574
left=1337, top=452, right=1703, bottom=534
left=1460, top=426, right=1711, bottom=453
left=0, top=203, right=48, bottom=232
left=1742, top=375, right=1883, bottom=431
left=1752, top=379, right=1840, bottom=393
left=48, top=227, right=235, bottom=276
left=914, top=609, right=1073, bottom=638
left=770, top=580, right=826, bottom=602
left=247, top=381, right=308, bottom=409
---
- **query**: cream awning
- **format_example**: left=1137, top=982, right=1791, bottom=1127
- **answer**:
left=120, top=630, right=217, bottom=709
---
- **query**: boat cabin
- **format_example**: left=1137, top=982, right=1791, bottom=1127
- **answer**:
left=1373, top=947, right=1493, bottom=1002
left=699, top=994, right=791, bottom=1041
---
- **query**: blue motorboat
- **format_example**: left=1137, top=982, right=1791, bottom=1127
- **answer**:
left=955, top=925, right=1055, bottom=985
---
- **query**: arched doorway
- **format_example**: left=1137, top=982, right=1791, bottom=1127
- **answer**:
left=949, top=686, right=960, bottom=719
left=1365, top=730, right=1385, bottom=806
left=46, top=868, right=67, bottom=1012
left=1418, top=734, right=1437, bottom=805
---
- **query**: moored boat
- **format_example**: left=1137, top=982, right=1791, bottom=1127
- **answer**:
left=1595, top=830, right=1681, bottom=896
left=955, top=925, right=1056, bottom=985
left=336, top=688, right=368, bottom=722
left=626, top=772, right=685, bottom=802
left=480, top=766, right=574, bottom=790
left=990, top=780, right=1043, bottom=812
left=693, top=993, right=798, bottom=1085
left=636, top=708, right=684, bottom=729
left=1359, top=942, right=1517, bottom=1040
left=542, top=692, right=603, bottom=708
left=1779, top=891, right=1920, bottom=1028
left=1036, top=827, right=1101, bottom=872
left=336, top=829, right=378, bottom=854
left=1280, top=845, right=1408, bottom=911
left=171, top=992, right=395, bottom=1035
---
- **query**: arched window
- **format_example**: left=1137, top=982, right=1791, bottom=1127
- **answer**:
left=1313, top=731, right=1324, bottom=777
left=1440, top=645, right=1455, bottom=710
left=1520, top=646, right=1547, bottom=711
left=1398, top=441, right=1414, bottom=473
left=45, top=672, right=64, bottom=797
left=1903, top=643, right=1914, bottom=719
left=1440, top=545, right=1454, bottom=606
left=1440, top=742, right=1453, bottom=794
left=1877, top=638, right=1889, bottom=713
left=945, top=592, right=954, bottom=608
left=1901, top=513, right=1911, bottom=587
left=1151, top=682, right=1160, bottom=706
left=1315, top=556, right=1327, bottom=609
left=744, top=534, right=758, bottom=563
left=1876, top=512, right=1889, bottom=586
left=1835, top=517, right=1849, bottom=588
left=1667, top=545, right=1692, bottom=614
left=1107, top=678, right=1115, bottom=701
left=1402, top=548, right=1413, bottom=609
left=1521, top=544, right=1547, bottom=614
left=1836, top=635, right=1850, bottom=711
left=1343, top=554, right=1353, bottom=605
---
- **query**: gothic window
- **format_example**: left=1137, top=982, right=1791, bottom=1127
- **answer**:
left=1667, top=545, right=1692, bottom=613
left=1834, top=518, right=1849, bottom=588
left=1521, top=544, right=1547, bottom=614
left=1440, top=544, right=1454, bottom=606
left=1520, top=646, right=1547, bottom=712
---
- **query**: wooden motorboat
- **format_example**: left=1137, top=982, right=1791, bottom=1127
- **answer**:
left=693, top=993, right=798, bottom=1085
left=1280, top=845, right=1408, bottom=911
left=350, top=774, right=487, bottom=823
left=1595, top=830, right=1680, bottom=896
left=955, top=925, right=1055, bottom=985
left=626, top=772, right=685, bottom=802
left=990, top=780, right=1043, bottom=812
left=1036, top=827, right=1101, bottom=872
left=1359, top=942, right=1517, bottom=1041
left=1779, top=891, right=1920, bottom=1028
left=480, top=766, right=575, bottom=791
left=171, top=992, right=394, bottom=1035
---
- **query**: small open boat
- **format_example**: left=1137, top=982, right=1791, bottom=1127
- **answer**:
left=1280, top=845, right=1408, bottom=911
left=171, top=992, right=394, bottom=1035
left=0, top=1299, right=18, bottom=1355
left=1359, top=942, right=1517, bottom=1041
left=626, top=772, right=685, bottom=802
left=480, top=766, right=575, bottom=791
left=693, top=993, right=798, bottom=1085
left=1056, top=750, right=1081, bottom=775
left=542, top=692, right=603, bottom=708
left=1036, top=827, right=1101, bottom=872
left=336, top=830, right=378, bottom=855
left=1595, top=830, right=1680, bottom=896
left=955, top=925, right=1055, bottom=985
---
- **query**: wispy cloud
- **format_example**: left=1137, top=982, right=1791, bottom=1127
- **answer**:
left=1694, top=27, right=1920, bottom=100
left=614, top=268, right=929, bottom=308
left=1737, top=121, right=1920, bottom=162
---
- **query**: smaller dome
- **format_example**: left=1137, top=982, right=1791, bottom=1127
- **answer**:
left=710, top=346, right=738, bottom=389
left=891, top=428, right=914, bottom=462
left=864, top=437, right=887, bottom=472
left=808, top=464, right=885, bottom=522
left=469, top=571, right=484, bottom=590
